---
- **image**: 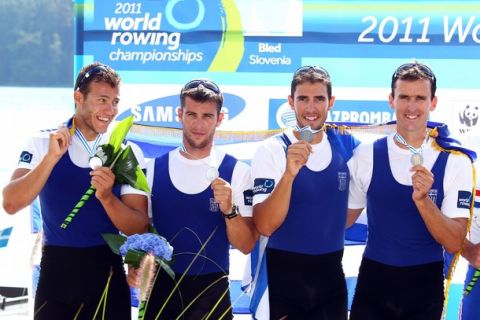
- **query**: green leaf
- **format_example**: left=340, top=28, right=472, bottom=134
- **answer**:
left=102, top=233, right=127, bottom=255
left=113, top=146, right=137, bottom=182
left=124, top=249, right=146, bottom=268
left=148, top=225, right=159, bottom=235
left=133, top=165, right=150, bottom=192
left=156, top=258, right=175, bottom=281
left=113, top=145, right=150, bottom=193
left=109, top=116, right=134, bottom=155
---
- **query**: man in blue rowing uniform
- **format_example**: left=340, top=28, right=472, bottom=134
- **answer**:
left=128, top=79, right=258, bottom=320
left=2, top=62, right=149, bottom=319
left=348, top=62, right=474, bottom=320
left=251, top=66, right=358, bottom=320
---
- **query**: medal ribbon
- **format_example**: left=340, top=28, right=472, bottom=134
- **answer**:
left=180, top=145, right=218, bottom=181
left=394, top=132, right=428, bottom=158
left=75, top=129, right=103, bottom=158
left=295, top=125, right=323, bottom=135
left=295, top=125, right=323, bottom=142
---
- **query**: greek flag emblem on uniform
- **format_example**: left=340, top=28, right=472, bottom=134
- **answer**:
left=209, top=198, right=219, bottom=212
left=338, top=172, right=347, bottom=191
left=428, top=189, right=438, bottom=203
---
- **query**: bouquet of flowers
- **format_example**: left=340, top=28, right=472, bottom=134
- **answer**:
left=104, top=228, right=233, bottom=320
left=103, top=227, right=174, bottom=320
left=61, top=115, right=150, bottom=229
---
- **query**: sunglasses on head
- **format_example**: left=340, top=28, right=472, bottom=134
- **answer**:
left=293, top=65, right=330, bottom=79
left=392, top=62, right=436, bottom=82
left=76, top=64, right=112, bottom=91
left=181, top=79, right=221, bottom=94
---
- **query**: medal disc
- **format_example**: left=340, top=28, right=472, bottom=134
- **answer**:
left=300, top=129, right=313, bottom=143
left=410, top=153, right=423, bottom=166
left=206, top=167, right=219, bottom=182
left=89, top=156, right=103, bottom=169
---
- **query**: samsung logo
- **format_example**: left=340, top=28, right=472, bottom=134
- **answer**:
left=118, top=93, right=246, bottom=128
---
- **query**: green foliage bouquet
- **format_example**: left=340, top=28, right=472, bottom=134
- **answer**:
left=61, top=116, right=149, bottom=229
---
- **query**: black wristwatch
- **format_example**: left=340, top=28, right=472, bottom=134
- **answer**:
left=223, top=205, right=239, bottom=219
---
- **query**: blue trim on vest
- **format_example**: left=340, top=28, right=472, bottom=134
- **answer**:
left=151, top=152, right=237, bottom=275
left=275, top=133, right=291, bottom=155
left=365, top=137, right=448, bottom=266
left=39, top=153, right=120, bottom=247
left=326, top=127, right=360, bottom=163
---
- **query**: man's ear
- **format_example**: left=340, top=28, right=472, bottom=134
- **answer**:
left=73, top=91, right=83, bottom=109
left=216, top=112, right=224, bottom=127
left=177, top=107, right=184, bottom=125
left=288, top=95, right=294, bottom=110
left=328, top=96, right=335, bottom=111
left=388, top=93, right=395, bottom=110
left=430, top=96, right=438, bottom=112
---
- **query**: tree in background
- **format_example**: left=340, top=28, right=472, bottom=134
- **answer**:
left=0, top=0, right=73, bottom=87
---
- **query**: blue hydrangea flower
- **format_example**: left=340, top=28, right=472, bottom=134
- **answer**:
left=119, top=233, right=173, bottom=261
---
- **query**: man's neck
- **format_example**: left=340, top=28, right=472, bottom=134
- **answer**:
left=181, top=145, right=213, bottom=160
left=395, top=129, right=427, bottom=149
left=74, top=119, right=98, bottom=141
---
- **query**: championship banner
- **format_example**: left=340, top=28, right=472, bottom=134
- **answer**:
left=75, top=0, right=480, bottom=138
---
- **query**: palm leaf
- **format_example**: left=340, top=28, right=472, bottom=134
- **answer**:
left=125, top=249, right=146, bottom=268
left=101, top=233, right=127, bottom=255
left=109, top=115, right=134, bottom=155
left=113, top=145, right=150, bottom=193
left=156, top=258, right=175, bottom=281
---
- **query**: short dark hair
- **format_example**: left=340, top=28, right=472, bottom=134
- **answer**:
left=391, top=61, right=437, bottom=99
left=180, top=79, right=223, bottom=114
left=74, top=62, right=121, bottom=95
left=291, top=66, right=332, bottom=98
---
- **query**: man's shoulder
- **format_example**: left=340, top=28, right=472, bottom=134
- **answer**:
left=445, top=150, right=474, bottom=168
left=221, top=151, right=251, bottom=172
left=260, top=131, right=291, bottom=149
left=351, top=140, right=375, bottom=159
left=34, top=127, right=56, bottom=137
left=231, top=156, right=250, bottom=171
left=26, top=129, right=51, bottom=146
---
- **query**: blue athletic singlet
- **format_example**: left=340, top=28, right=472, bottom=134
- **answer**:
left=267, top=133, right=350, bottom=254
left=151, top=153, right=237, bottom=275
left=39, top=152, right=120, bottom=247
left=365, top=137, right=448, bottom=266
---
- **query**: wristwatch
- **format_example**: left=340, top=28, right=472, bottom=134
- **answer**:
left=223, top=205, right=239, bottom=219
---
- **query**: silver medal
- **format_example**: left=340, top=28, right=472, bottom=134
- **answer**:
left=89, top=156, right=103, bottom=169
left=410, top=153, right=423, bottom=166
left=300, top=129, right=313, bottom=143
left=206, top=166, right=219, bottom=182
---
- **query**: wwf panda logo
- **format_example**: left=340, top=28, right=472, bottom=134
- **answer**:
left=459, top=105, right=479, bottom=127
